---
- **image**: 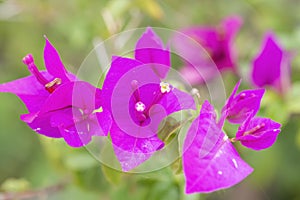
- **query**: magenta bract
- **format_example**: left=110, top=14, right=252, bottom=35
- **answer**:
left=221, top=80, right=265, bottom=124
left=235, top=115, right=281, bottom=150
left=174, top=16, right=243, bottom=84
left=101, top=28, right=195, bottom=171
left=183, top=100, right=253, bottom=193
left=251, top=33, right=292, bottom=93
left=0, top=38, right=110, bottom=147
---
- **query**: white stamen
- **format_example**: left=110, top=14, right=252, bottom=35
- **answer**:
left=160, top=82, right=171, bottom=93
left=135, top=101, right=146, bottom=112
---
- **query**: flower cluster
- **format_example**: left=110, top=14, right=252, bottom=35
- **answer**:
left=173, top=16, right=242, bottom=84
left=0, top=37, right=111, bottom=147
left=174, top=16, right=292, bottom=94
left=0, top=25, right=282, bottom=193
left=183, top=81, right=281, bottom=193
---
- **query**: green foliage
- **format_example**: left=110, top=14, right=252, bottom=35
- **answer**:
left=101, top=165, right=122, bottom=185
left=0, top=0, right=300, bottom=199
left=1, top=178, right=30, bottom=192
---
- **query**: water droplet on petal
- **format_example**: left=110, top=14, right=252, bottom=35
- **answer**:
left=217, top=170, right=223, bottom=175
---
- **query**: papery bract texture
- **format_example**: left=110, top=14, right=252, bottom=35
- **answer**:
left=235, top=115, right=281, bottom=150
left=135, top=27, right=170, bottom=78
left=221, top=80, right=265, bottom=124
left=251, top=33, right=292, bottom=93
left=183, top=100, right=253, bottom=193
left=0, top=37, right=110, bottom=147
left=102, top=55, right=195, bottom=171
left=173, top=16, right=243, bottom=84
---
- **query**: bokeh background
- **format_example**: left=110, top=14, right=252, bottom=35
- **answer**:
left=1, top=0, right=300, bottom=199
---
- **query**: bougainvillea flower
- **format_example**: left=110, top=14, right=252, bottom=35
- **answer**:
left=102, top=32, right=195, bottom=171
left=0, top=38, right=75, bottom=113
left=221, top=80, right=265, bottom=124
left=251, top=33, right=292, bottom=93
left=173, top=16, right=243, bottom=84
left=0, top=37, right=110, bottom=147
left=233, top=114, right=281, bottom=150
left=183, top=100, right=253, bottom=193
left=134, top=27, right=170, bottom=78
left=21, top=81, right=111, bottom=147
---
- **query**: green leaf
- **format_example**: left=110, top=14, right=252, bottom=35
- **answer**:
left=261, top=90, right=289, bottom=124
left=135, top=0, right=164, bottom=20
left=157, top=116, right=180, bottom=143
left=178, top=120, right=193, bottom=155
left=287, top=82, right=300, bottom=114
left=64, top=152, right=98, bottom=171
left=295, top=128, right=300, bottom=149
left=101, top=164, right=122, bottom=185
left=74, top=167, right=109, bottom=192
left=1, top=178, right=30, bottom=192
left=146, top=181, right=178, bottom=200
left=171, top=158, right=182, bottom=175
left=106, top=0, right=132, bottom=18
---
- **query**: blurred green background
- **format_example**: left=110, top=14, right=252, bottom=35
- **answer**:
left=1, top=0, right=300, bottom=199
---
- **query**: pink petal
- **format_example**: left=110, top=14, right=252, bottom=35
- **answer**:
left=102, top=56, right=147, bottom=111
left=183, top=100, right=253, bottom=193
left=173, top=16, right=242, bottom=84
left=222, top=16, right=243, bottom=42
left=44, top=37, right=70, bottom=83
left=102, top=57, right=162, bottom=138
left=128, top=83, right=195, bottom=131
left=51, top=108, right=92, bottom=147
left=110, top=123, right=164, bottom=171
left=95, top=109, right=112, bottom=136
left=222, top=80, right=265, bottom=124
left=222, top=79, right=241, bottom=112
left=59, top=123, right=92, bottom=148
left=135, top=27, right=170, bottom=78
left=159, top=87, right=196, bottom=114
left=105, top=60, right=193, bottom=139
left=20, top=112, right=62, bottom=138
left=39, top=81, right=101, bottom=114
left=0, top=73, right=51, bottom=112
left=236, top=117, right=281, bottom=150
left=172, top=30, right=219, bottom=84
left=251, top=32, right=292, bottom=93
left=227, top=88, right=265, bottom=124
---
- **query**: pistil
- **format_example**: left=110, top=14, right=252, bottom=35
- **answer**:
left=243, top=123, right=265, bottom=136
left=23, top=54, right=49, bottom=85
left=22, top=54, right=61, bottom=93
